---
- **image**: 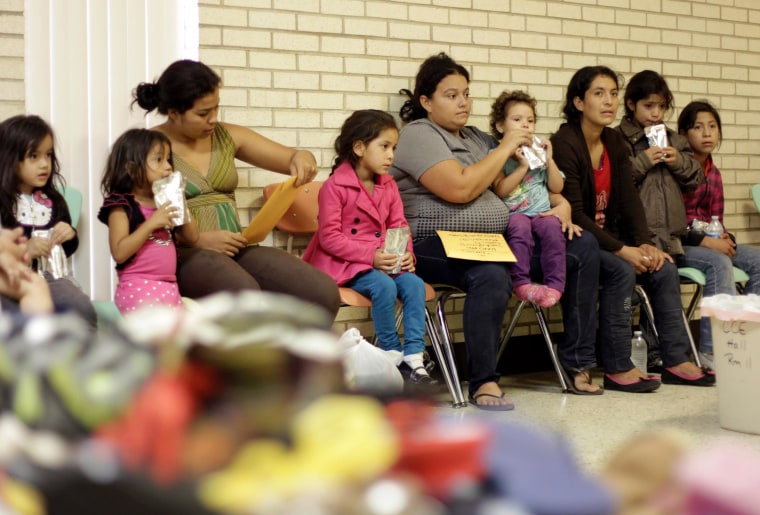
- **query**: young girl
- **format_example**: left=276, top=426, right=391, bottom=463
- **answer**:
left=677, top=100, right=760, bottom=368
left=0, top=115, right=96, bottom=326
left=303, top=110, right=433, bottom=385
left=98, top=129, right=199, bottom=314
left=489, top=90, right=565, bottom=308
left=616, top=70, right=702, bottom=257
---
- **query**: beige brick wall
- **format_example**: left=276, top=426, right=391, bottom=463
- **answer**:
left=2, top=1, right=758, bottom=342
left=195, top=0, right=760, bottom=340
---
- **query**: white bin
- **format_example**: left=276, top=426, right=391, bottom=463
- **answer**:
left=701, top=294, right=760, bottom=435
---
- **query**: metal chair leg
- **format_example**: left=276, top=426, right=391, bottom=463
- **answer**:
left=496, top=300, right=569, bottom=392
left=425, top=306, right=467, bottom=407
left=685, top=283, right=704, bottom=321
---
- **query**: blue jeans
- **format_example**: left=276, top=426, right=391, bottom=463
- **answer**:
left=678, top=243, right=760, bottom=353
left=597, top=253, right=692, bottom=370
left=553, top=232, right=600, bottom=371
left=347, top=269, right=427, bottom=355
left=45, top=273, right=97, bottom=328
left=413, top=235, right=512, bottom=396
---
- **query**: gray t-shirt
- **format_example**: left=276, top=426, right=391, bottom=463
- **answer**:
left=390, top=118, right=510, bottom=240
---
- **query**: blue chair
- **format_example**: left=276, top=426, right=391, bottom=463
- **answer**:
left=60, top=186, right=82, bottom=229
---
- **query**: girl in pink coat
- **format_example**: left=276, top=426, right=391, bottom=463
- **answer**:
left=304, top=110, right=433, bottom=384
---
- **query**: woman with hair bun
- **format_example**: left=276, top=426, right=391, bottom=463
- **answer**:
left=132, top=59, right=340, bottom=317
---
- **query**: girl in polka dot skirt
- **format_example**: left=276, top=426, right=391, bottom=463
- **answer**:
left=99, top=129, right=199, bottom=314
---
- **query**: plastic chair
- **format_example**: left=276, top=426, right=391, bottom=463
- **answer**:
left=60, top=186, right=82, bottom=229
left=679, top=266, right=749, bottom=321
left=751, top=184, right=760, bottom=214
left=433, top=285, right=570, bottom=394
left=263, top=180, right=468, bottom=407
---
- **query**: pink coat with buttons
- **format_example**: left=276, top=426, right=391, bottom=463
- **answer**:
left=303, top=161, right=414, bottom=286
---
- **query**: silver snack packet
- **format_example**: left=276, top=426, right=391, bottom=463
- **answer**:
left=645, top=123, right=668, bottom=148
left=522, top=135, right=547, bottom=170
left=152, top=171, right=189, bottom=226
left=384, top=226, right=410, bottom=274
left=32, top=229, right=69, bottom=280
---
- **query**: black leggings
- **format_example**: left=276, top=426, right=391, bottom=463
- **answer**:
left=176, top=245, right=340, bottom=319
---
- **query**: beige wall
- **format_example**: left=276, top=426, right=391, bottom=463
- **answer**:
left=3, top=0, right=759, bottom=339
left=0, top=0, right=24, bottom=120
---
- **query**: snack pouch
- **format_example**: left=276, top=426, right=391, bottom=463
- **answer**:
left=32, top=229, right=69, bottom=280
left=522, top=135, right=547, bottom=170
left=384, top=227, right=410, bottom=274
left=645, top=123, right=668, bottom=148
left=153, top=171, right=190, bottom=226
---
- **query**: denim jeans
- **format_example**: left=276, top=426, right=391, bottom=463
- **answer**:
left=413, top=235, right=512, bottom=396
left=347, top=269, right=427, bottom=355
left=678, top=243, right=760, bottom=353
left=598, top=250, right=636, bottom=371
left=45, top=273, right=97, bottom=328
left=554, top=233, right=600, bottom=371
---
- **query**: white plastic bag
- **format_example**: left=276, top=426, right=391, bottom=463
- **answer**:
left=338, top=328, right=404, bottom=394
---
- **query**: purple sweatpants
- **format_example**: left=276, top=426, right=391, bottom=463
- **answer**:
left=506, top=212, right=566, bottom=292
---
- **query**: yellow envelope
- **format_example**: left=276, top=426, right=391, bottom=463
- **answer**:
left=243, top=176, right=300, bottom=243
left=436, top=230, right=516, bottom=262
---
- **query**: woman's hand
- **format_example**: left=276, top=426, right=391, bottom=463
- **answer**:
left=639, top=243, right=672, bottom=272
left=196, top=230, right=248, bottom=257
left=615, top=245, right=650, bottom=274
left=50, top=221, right=76, bottom=246
left=399, top=251, right=415, bottom=273
left=373, top=249, right=398, bottom=272
left=498, top=129, right=533, bottom=156
left=290, top=150, right=318, bottom=187
left=541, top=195, right=582, bottom=239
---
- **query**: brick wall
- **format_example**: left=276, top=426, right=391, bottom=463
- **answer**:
left=2, top=1, right=758, bottom=343
left=196, top=0, right=760, bottom=340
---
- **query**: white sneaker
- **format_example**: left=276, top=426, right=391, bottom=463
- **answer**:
left=699, top=351, right=715, bottom=371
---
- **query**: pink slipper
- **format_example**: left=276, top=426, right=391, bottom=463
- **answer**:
left=514, top=284, right=542, bottom=303
left=537, top=286, right=562, bottom=308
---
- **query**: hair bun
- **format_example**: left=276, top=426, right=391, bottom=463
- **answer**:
left=133, top=82, right=160, bottom=111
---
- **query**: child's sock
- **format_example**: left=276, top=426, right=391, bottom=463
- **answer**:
left=537, top=286, right=562, bottom=308
left=514, top=283, right=542, bottom=303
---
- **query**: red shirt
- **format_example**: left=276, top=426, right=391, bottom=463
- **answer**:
left=594, top=146, right=611, bottom=229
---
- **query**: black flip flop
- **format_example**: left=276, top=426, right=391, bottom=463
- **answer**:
left=469, top=392, right=515, bottom=411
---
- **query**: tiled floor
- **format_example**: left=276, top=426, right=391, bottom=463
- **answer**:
left=438, top=370, right=760, bottom=473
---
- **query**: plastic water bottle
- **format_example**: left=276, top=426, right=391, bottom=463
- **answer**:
left=631, top=330, right=647, bottom=373
left=705, top=215, right=724, bottom=238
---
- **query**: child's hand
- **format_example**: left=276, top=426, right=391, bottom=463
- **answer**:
left=541, top=138, right=554, bottom=161
left=661, top=146, right=678, bottom=167
left=644, top=146, right=666, bottom=167
left=701, top=233, right=736, bottom=257
left=50, top=221, right=76, bottom=245
left=514, top=146, right=530, bottom=168
left=26, top=236, right=52, bottom=259
left=373, top=249, right=398, bottom=272
left=149, top=201, right=178, bottom=231
left=399, top=251, right=415, bottom=273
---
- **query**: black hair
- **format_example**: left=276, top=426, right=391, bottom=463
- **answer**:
left=489, top=90, right=537, bottom=140
left=677, top=100, right=722, bottom=145
left=132, top=59, right=221, bottom=115
left=399, top=52, right=470, bottom=123
left=0, top=115, right=66, bottom=228
left=561, top=65, right=622, bottom=125
left=333, top=110, right=398, bottom=172
left=623, top=69, right=674, bottom=120
left=101, top=129, right=173, bottom=196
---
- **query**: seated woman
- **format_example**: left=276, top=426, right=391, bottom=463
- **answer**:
left=132, top=59, right=340, bottom=318
left=551, top=65, right=715, bottom=392
left=390, top=53, right=594, bottom=407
